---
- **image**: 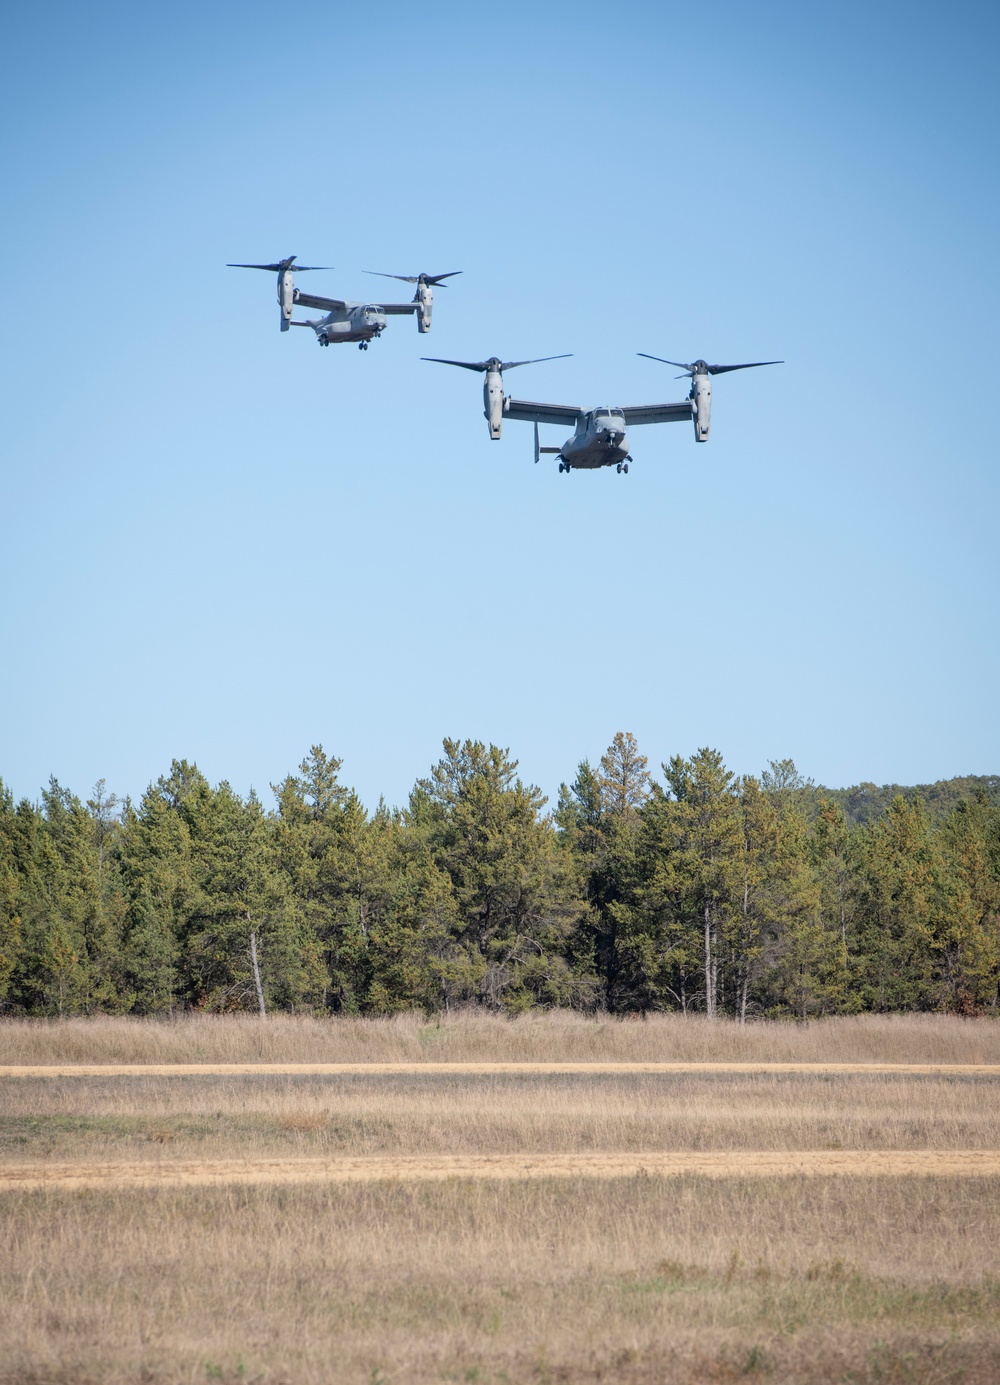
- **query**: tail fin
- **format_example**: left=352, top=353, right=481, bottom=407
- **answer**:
left=534, top=422, right=563, bottom=463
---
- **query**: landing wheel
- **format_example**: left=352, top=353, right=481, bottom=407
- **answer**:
left=623, top=463, right=629, bottom=474
left=558, top=462, right=564, bottom=473
left=616, top=463, right=622, bottom=474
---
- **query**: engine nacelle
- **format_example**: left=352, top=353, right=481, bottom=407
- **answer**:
left=277, top=269, right=295, bottom=332
left=692, top=372, right=712, bottom=441
left=483, top=367, right=504, bottom=439
left=415, top=281, right=433, bottom=333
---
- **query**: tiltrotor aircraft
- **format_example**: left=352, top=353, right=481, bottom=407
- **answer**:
left=227, top=256, right=461, bottom=349
left=424, top=353, right=781, bottom=473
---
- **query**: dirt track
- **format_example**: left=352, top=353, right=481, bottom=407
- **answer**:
left=2, top=1149, right=998, bottom=1190
left=4, top=1061, right=1000, bottom=1078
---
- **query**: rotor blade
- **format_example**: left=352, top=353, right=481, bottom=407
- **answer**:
left=421, top=357, right=488, bottom=372
left=707, top=360, right=783, bottom=374
left=500, top=354, right=573, bottom=370
left=637, top=353, right=694, bottom=372
left=364, top=271, right=462, bottom=285
left=227, top=260, right=330, bottom=272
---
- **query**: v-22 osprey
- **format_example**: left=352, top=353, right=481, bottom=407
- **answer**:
left=423, top=354, right=782, bottom=472
left=227, top=256, right=461, bottom=349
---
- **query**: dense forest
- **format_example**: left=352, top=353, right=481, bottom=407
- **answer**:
left=1, top=738, right=998, bottom=1019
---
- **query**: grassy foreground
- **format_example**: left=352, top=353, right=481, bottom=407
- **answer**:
left=2, top=1015, right=999, bottom=1383
left=2, top=1010, right=999, bottom=1065
left=3, top=1177, right=999, bottom=1384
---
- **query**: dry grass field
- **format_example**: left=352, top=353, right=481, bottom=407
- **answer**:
left=3, top=1009, right=999, bottom=1065
left=2, top=1014, right=999, bottom=1384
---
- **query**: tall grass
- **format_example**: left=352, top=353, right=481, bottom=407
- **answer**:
left=2, top=1010, right=998, bottom=1065
left=3, top=1070, right=999, bottom=1162
left=2, top=1177, right=998, bottom=1384
left=5, top=1015, right=998, bottom=1381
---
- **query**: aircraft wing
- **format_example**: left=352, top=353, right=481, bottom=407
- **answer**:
left=378, top=302, right=419, bottom=316
left=620, top=402, right=694, bottom=426
left=293, top=290, right=348, bottom=312
left=504, top=399, right=583, bottom=426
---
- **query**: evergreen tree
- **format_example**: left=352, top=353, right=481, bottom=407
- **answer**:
left=935, top=795, right=1000, bottom=1011
left=662, top=750, right=743, bottom=1017
left=599, top=732, right=651, bottom=820
left=271, top=745, right=369, bottom=1011
left=181, top=781, right=306, bottom=1012
left=117, top=773, right=194, bottom=1012
left=0, top=782, right=24, bottom=1008
left=1, top=748, right=996, bottom=1019
left=408, top=739, right=587, bottom=1010
left=851, top=796, right=941, bottom=1010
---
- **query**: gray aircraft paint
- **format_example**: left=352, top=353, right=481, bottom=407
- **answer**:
left=363, top=271, right=461, bottom=335
left=425, top=357, right=694, bottom=474
left=420, top=355, right=572, bottom=441
left=637, top=355, right=783, bottom=442
left=227, top=259, right=461, bottom=349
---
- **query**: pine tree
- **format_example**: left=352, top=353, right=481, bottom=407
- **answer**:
left=0, top=782, right=24, bottom=1008
left=599, top=732, right=651, bottom=820
left=935, top=795, right=1000, bottom=1011
left=730, top=776, right=783, bottom=1022
left=811, top=799, right=855, bottom=949
left=117, top=776, right=193, bottom=1012
left=408, top=739, right=586, bottom=1011
left=662, top=750, right=743, bottom=1017
left=271, top=746, right=369, bottom=1011
left=182, top=782, right=306, bottom=1012
left=851, top=796, right=941, bottom=1010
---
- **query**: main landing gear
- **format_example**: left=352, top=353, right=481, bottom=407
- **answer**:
left=558, top=460, right=571, bottom=474
left=616, top=461, right=630, bottom=474
left=358, top=341, right=369, bottom=350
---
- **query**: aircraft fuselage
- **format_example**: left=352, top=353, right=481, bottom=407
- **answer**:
left=309, top=305, right=387, bottom=346
left=559, top=409, right=629, bottom=470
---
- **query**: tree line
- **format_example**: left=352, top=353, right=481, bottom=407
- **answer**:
left=1, top=737, right=998, bottom=1018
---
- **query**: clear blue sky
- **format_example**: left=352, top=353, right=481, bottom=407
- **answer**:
left=2, top=0, right=997, bottom=812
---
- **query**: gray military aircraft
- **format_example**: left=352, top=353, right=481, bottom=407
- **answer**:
left=227, top=256, right=460, bottom=349
left=423, top=354, right=691, bottom=473
left=637, top=354, right=783, bottom=442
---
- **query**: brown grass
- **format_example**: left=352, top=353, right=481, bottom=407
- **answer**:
left=2, top=1178, right=999, bottom=1384
left=4, top=1149, right=1000, bottom=1189
left=1, top=1009, right=998, bottom=1065
left=3, top=1016, right=999, bottom=1383
left=2, top=1070, right=999, bottom=1162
